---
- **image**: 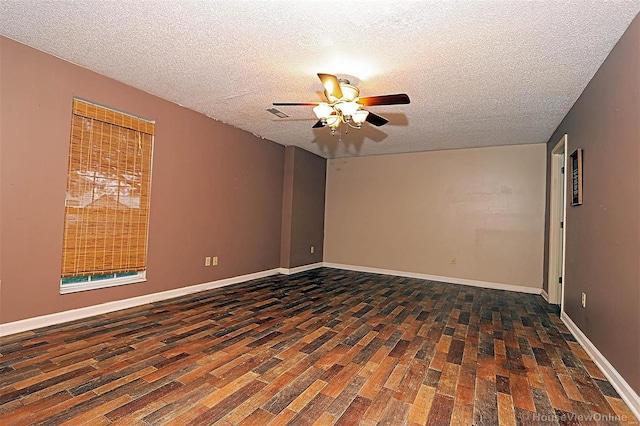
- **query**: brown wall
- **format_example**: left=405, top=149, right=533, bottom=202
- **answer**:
left=0, top=37, right=286, bottom=323
left=280, top=146, right=326, bottom=269
left=280, top=147, right=295, bottom=268
left=543, top=15, right=640, bottom=393
left=324, top=143, right=547, bottom=289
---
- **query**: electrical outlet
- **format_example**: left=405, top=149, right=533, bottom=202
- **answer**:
left=205, top=256, right=211, bottom=267
left=451, top=257, right=456, bottom=264
left=212, top=256, right=218, bottom=266
left=581, top=293, right=586, bottom=308
left=310, top=246, right=315, bottom=254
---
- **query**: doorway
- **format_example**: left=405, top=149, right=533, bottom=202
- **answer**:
left=547, top=135, right=567, bottom=307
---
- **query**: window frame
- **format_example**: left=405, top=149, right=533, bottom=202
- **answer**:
left=60, top=271, right=146, bottom=294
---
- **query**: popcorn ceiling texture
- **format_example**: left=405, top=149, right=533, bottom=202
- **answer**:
left=1, top=1, right=638, bottom=158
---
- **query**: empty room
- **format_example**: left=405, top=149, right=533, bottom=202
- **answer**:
left=1, top=2, right=638, bottom=425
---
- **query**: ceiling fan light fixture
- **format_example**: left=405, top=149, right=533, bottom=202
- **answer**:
left=352, top=109, right=369, bottom=125
left=313, top=103, right=333, bottom=121
left=326, top=115, right=340, bottom=128
left=274, top=73, right=410, bottom=136
left=326, top=115, right=340, bottom=134
left=334, top=101, right=360, bottom=118
left=339, top=83, right=359, bottom=102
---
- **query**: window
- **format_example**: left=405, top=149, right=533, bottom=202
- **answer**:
left=60, top=99, right=154, bottom=293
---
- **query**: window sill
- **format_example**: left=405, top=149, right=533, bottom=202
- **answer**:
left=60, top=274, right=146, bottom=294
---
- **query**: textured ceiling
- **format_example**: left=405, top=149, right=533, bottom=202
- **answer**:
left=1, top=1, right=638, bottom=158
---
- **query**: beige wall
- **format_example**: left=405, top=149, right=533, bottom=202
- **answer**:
left=543, top=15, right=639, bottom=393
left=324, top=143, right=547, bottom=289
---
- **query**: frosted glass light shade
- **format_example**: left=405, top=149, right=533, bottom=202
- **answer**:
left=335, top=101, right=359, bottom=117
left=340, top=85, right=359, bottom=102
left=352, top=110, right=369, bottom=124
left=327, top=115, right=340, bottom=128
left=313, top=103, right=333, bottom=120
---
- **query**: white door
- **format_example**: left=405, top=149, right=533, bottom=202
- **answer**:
left=548, top=135, right=567, bottom=306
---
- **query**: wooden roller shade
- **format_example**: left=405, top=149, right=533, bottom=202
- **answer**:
left=61, top=99, right=154, bottom=278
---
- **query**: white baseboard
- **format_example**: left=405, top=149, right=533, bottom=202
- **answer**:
left=279, top=262, right=324, bottom=275
left=541, top=289, right=549, bottom=302
left=0, top=261, right=541, bottom=337
left=0, top=268, right=282, bottom=337
left=561, top=311, right=640, bottom=421
left=322, top=262, right=542, bottom=295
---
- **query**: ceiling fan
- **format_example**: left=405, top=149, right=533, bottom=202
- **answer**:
left=273, top=73, right=410, bottom=135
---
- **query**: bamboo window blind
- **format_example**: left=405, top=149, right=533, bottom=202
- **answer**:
left=61, top=99, right=155, bottom=278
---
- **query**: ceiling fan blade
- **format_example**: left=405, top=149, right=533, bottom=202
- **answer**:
left=273, top=102, right=320, bottom=106
left=317, top=73, right=343, bottom=100
left=358, top=94, right=410, bottom=106
left=312, top=120, right=325, bottom=128
left=366, top=112, right=389, bottom=127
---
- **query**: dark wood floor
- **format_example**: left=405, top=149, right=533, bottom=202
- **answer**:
left=0, top=268, right=637, bottom=425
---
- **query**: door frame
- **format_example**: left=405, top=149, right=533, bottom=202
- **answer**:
left=547, top=134, right=567, bottom=307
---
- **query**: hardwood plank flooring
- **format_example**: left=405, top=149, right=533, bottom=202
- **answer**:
left=1, top=268, right=637, bottom=425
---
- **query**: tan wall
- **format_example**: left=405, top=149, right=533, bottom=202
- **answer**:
left=543, top=15, right=640, bottom=393
left=324, top=144, right=547, bottom=289
left=0, top=37, right=285, bottom=323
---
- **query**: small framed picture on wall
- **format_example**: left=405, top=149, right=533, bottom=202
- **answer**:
left=570, top=148, right=583, bottom=206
